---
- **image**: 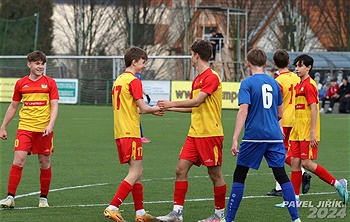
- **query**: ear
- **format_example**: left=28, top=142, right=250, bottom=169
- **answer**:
left=131, top=59, right=137, bottom=66
left=27, top=61, right=31, bottom=68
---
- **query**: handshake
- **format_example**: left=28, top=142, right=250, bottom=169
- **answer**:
left=150, top=100, right=172, bottom=116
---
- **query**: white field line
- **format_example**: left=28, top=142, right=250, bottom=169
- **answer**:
left=5, top=171, right=348, bottom=210
left=14, top=171, right=350, bottom=199
left=4, top=191, right=339, bottom=210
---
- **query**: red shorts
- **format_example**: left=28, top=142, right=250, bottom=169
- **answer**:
left=14, top=129, right=54, bottom=155
left=180, top=136, right=224, bottom=167
left=289, top=141, right=318, bottom=160
left=115, top=138, right=142, bottom=164
left=283, top=127, right=292, bottom=149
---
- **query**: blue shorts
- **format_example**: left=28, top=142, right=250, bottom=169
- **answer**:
left=237, top=142, right=285, bottom=170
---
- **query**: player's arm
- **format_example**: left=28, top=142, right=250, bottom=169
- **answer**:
left=44, top=99, right=58, bottom=137
left=0, top=101, right=20, bottom=140
left=166, top=107, right=192, bottom=113
left=309, top=102, right=318, bottom=147
left=231, top=103, right=248, bottom=156
left=137, top=99, right=163, bottom=116
left=158, top=91, right=208, bottom=109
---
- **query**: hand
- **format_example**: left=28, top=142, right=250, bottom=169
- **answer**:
left=0, top=128, right=7, bottom=140
left=231, top=140, right=239, bottom=156
left=157, top=100, right=171, bottom=110
left=146, top=94, right=151, bottom=104
left=43, top=125, right=53, bottom=137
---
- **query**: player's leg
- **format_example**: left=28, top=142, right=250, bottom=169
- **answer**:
left=225, top=164, right=249, bottom=222
left=104, top=138, right=142, bottom=222
left=0, top=150, right=27, bottom=209
left=197, top=136, right=226, bottom=222
left=157, top=158, right=192, bottom=222
left=272, top=166, right=300, bottom=221
left=197, top=166, right=226, bottom=222
left=1, top=130, right=32, bottom=209
left=37, top=154, right=51, bottom=207
left=131, top=159, right=157, bottom=222
left=33, top=131, right=54, bottom=208
left=140, top=124, right=151, bottom=143
left=302, top=158, right=348, bottom=204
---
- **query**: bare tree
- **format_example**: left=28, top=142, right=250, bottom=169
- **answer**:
left=305, top=0, right=350, bottom=51
left=54, top=0, right=126, bottom=56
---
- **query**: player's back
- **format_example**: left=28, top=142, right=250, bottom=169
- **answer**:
left=239, top=74, right=282, bottom=141
left=275, top=71, right=300, bottom=127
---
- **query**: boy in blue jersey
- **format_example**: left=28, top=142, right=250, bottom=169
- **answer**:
left=225, top=48, right=301, bottom=222
left=135, top=73, right=152, bottom=143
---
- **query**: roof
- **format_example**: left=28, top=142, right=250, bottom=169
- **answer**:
left=266, top=52, right=350, bottom=70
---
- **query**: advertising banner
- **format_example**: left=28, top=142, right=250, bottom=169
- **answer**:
left=171, top=81, right=240, bottom=109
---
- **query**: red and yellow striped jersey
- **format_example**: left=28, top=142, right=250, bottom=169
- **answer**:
left=112, top=72, right=143, bottom=139
left=275, top=71, right=300, bottom=127
left=12, top=75, right=59, bottom=132
left=290, top=76, right=320, bottom=141
left=188, top=68, right=223, bottom=137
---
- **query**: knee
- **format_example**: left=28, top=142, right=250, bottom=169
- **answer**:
left=175, top=166, right=186, bottom=179
left=208, top=170, right=223, bottom=182
left=38, top=156, right=51, bottom=169
left=272, top=167, right=290, bottom=185
left=301, top=160, right=314, bottom=172
left=13, top=155, right=27, bottom=167
left=233, top=165, right=249, bottom=183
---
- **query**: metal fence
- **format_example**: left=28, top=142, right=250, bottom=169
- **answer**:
left=0, top=55, right=194, bottom=105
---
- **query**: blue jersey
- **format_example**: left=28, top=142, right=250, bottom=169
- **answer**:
left=238, top=74, right=283, bottom=141
left=135, top=73, right=142, bottom=80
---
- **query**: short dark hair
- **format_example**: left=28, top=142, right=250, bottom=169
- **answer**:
left=191, top=39, right=212, bottom=62
left=210, top=28, right=216, bottom=33
left=293, top=54, right=314, bottom=72
left=273, top=49, right=289, bottom=68
left=247, top=48, right=267, bottom=67
left=27, top=51, right=46, bottom=63
left=124, top=46, right=148, bottom=68
left=331, top=78, right=337, bottom=82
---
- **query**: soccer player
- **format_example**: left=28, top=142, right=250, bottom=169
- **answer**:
left=135, top=73, right=152, bottom=143
left=156, top=39, right=226, bottom=222
left=282, top=54, right=348, bottom=206
left=103, top=46, right=164, bottom=222
left=267, top=49, right=312, bottom=197
left=0, top=51, right=59, bottom=208
left=225, top=48, right=301, bottom=222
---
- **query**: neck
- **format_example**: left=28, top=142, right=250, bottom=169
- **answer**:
left=278, top=68, right=289, bottom=73
left=250, top=66, right=265, bottom=75
left=125, top=68, right=135, bottom=74
left=300, top=74, right=309, bottom=82
left=29, top=74, right=42, bottom=81
left=195, top=61, right=210, bottom=75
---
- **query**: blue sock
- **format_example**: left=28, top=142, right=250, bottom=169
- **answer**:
left=140, top=124, right=144, bottom=137
left=281, top=182, right=299, bottom=221
left=225, top=182, right=244, bottom=222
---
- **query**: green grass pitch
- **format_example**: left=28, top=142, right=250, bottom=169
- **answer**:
left=0, top=104, right=349, bottom=221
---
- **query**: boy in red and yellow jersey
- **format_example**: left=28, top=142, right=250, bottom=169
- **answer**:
left=157, top=40, right=226, bottom=222
left=288, top=54, right=348, bottom=205
left=0, top=51, right=59, bottom=208
left=269, top=49, right=312, bottom=198
left=103, top=47, right=163, bottom=222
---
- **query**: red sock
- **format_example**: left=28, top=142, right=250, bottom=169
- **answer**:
left=174, top=181, right=188, bottom=206
left=214, top=184, right=226, bottom=209
left=8, top=164, right=23, bottom=196
left=110, top=180, right=133, bottom=208
left=314, top=164, right=337, bottom=186
left=285, top=156, right=291, bottom=166
left=291, top=171, right=302, bottom=195
left=40, top=167, right=52, bottom=197
left=132, top=183, right=144, bottom=211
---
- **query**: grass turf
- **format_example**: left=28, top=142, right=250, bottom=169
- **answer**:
left=0, top=104, right=349, bottom=221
